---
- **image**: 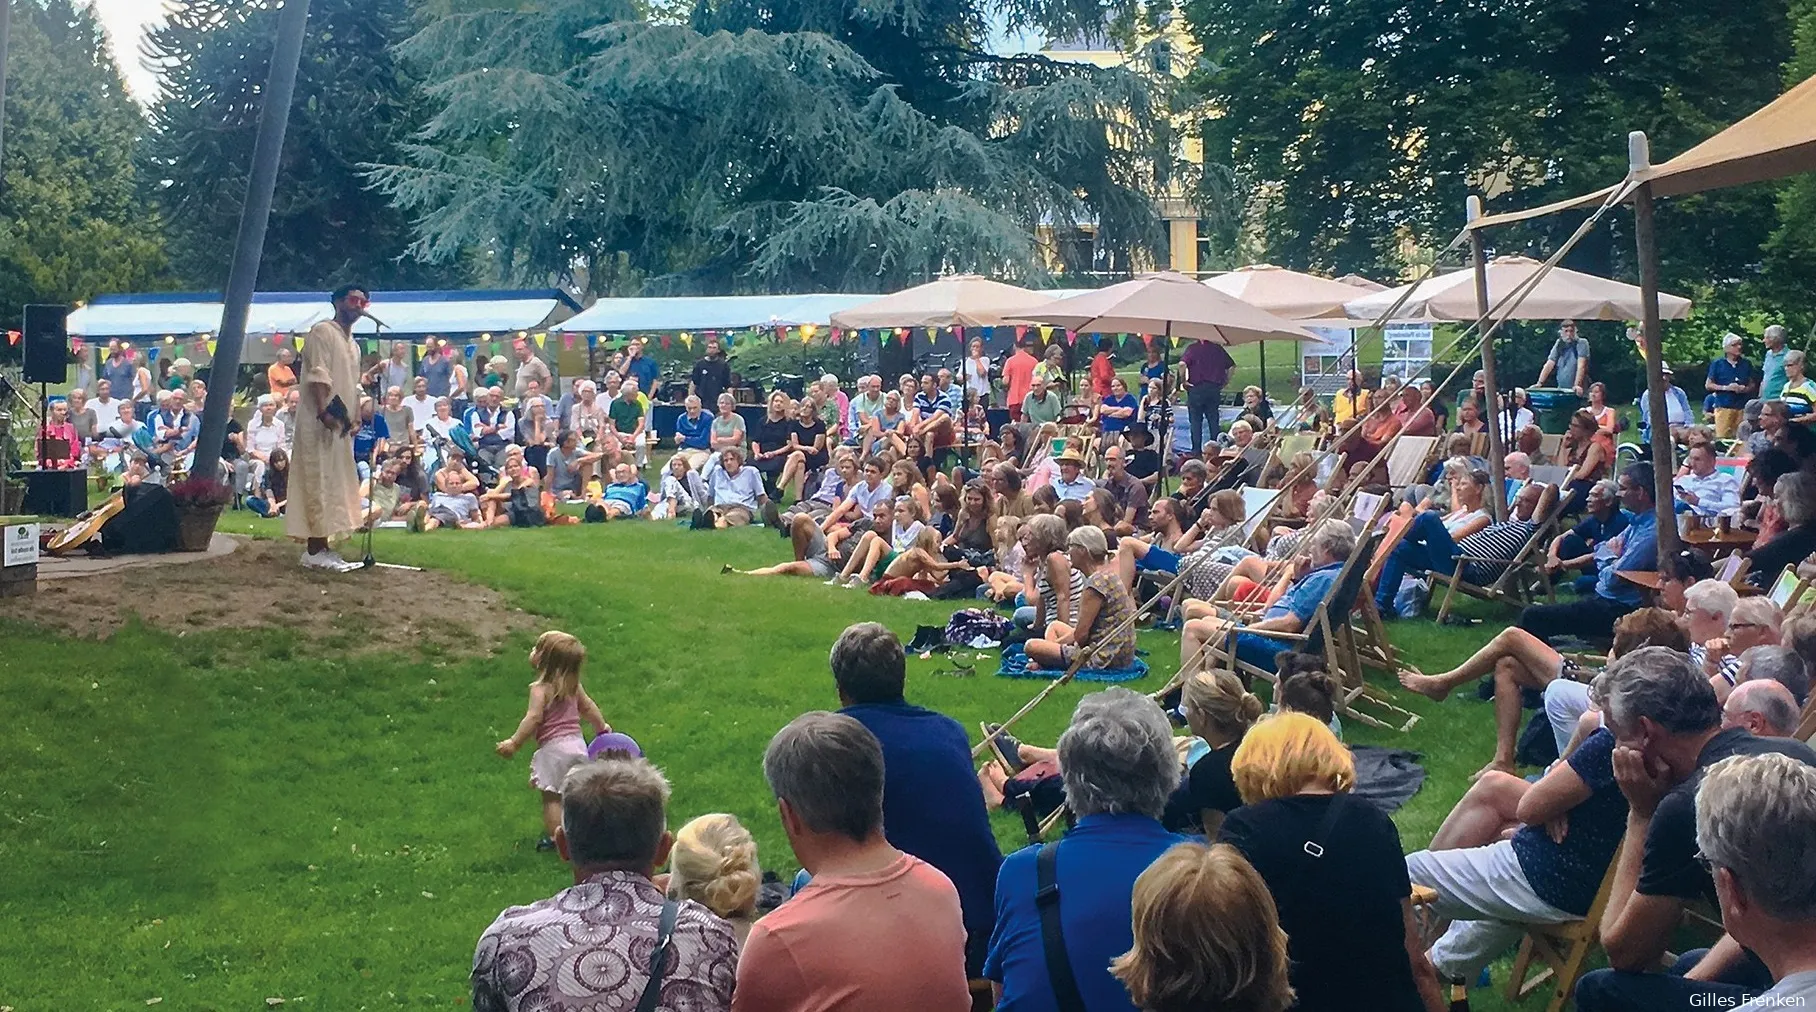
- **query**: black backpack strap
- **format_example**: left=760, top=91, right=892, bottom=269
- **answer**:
left=635, top=899, right=680, bottom=1012
left=1035, top=841, right=1088, bottom=1012
left=1302, top=794, right=1349, bottom=859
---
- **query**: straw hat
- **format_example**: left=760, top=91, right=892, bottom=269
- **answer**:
left=1055, top=449, right=1086, bottom=467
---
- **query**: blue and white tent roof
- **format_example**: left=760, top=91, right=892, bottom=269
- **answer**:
left=67, top=289, right=580, bottom=339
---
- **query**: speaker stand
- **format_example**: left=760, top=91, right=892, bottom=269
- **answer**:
left=37, top=382, right=46, bottom=467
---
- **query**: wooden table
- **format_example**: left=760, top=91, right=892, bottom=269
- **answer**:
left=1681, top=526, right=1756, bottom=553
left=1616, top=570, right=1663, bottom=591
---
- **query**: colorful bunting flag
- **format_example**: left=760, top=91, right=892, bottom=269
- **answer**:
left=1065, top=330, right=1077, bottom=346
left=1015, top=325, right=1027, bottom=341
left=465, top=344, right=477, bottom=359
left=205, top=340, right=217, bottom=356
left=1038, top=326, right=1052, bottom=343
left=586, top=334, right=598, bottom=350
left=954, top=326, right=965, bottom=343
left=661, top=334, right=672, bottom=350
left=147, top=346, right=159, bottom=362
left=679, top=332, right=693, bottom=350
left=562, top=334, right=575, bottom=351
left=533, top=333, right=546, bottom=349
left=925, top=327, right=937, bottom=343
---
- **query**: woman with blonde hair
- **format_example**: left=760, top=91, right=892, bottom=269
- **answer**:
left=668, top=813, right=761, bottom=948
left=1025, top=525, right=1138, bottom=673
left=1110, top=842, right=1294, bottom=1012
left=1014, top=512, right=1080, bottom=631
left=1167, top=669, right=1264, bottom=837
left=1219, top=713, right=1444, bottom=1012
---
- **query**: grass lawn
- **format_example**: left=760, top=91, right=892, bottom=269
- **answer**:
left=3, top=514, right=1538, bottom=1010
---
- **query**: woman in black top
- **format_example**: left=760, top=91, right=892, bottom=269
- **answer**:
left=778, top=398, right=828, bottom=502
left=1163, top=669, right=1262, bottom=837
left=1748, top=470, right=1816, bottom=589
left=1219, top=713, right=1443, bottom=1012
left=944, top=478, right=997, bottom=555
left=747, top=390, right=794, bottom=495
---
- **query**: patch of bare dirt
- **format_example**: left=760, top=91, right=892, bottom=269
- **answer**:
left=12, top=537, right=534, bottom=652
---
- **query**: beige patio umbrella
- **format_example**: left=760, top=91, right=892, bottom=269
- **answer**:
left=1344, top=254, right=1692, bottom=323
left=1204, top=264, right=1381, bottom=321
left=1335, top=274, right=1388, bottom=292
left=1016, top=271, right=1316, bottom=346
left=828, top=274, right=1055, bottom=330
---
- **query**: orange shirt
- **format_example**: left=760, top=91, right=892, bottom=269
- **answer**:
left=267, top=362, right=296, bottom=398
left=1002, top=351, right=1038, bottom=412
left=732, top=852, right=970, bottom=1012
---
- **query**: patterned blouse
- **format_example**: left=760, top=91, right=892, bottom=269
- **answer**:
left=473, top=870, right=736, bottom=1012
left=1074, top=568, right=1138, bottom=670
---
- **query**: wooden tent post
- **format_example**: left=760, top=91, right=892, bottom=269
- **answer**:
left=1629, top=131, right=1680, bottom=554
left=1467, top=196, right=1509, bottom=522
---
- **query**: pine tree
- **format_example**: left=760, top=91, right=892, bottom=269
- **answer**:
left=143, top=0, right=469, bottom=291
left=0, top=0, right=165, bottom=327
left=371, top=0, right=1188, bottom=294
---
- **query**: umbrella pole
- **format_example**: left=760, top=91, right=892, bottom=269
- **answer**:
left=1467, top=196, right=1509, bottom=523
left=1629, top=133, right=1679, bottom=554
left=1160, top=323, right=1173, bottom=496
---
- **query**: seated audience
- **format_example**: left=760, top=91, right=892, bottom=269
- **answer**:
left=1026, top=526, right=1138, bottom=673
left=1219, top=713, right=1444, bottom=1012
left=1110, top=842, right=1295, bottom=1012
left=1517, top=464, right=1658, bottom=645
left=1571, top=647, right=1816, bottom=1011
left=1674, top=444, right=1741, bottom=517
left=1544, top=478, right=1625, bottom=588
left=666, top=813, right=761, bottom=949
left=828, top=623, right=1002, bottom=977
left=1181, top=519, right=1355, bottom=678
left=598, top=463, right=651, bottom=520
left=985, top=688, right=1185, bottom=1011
left=246, top=448, right=290, bottom=518
left=1165, top=669, right=1263, bottom=837
left=1735, top=644, right=1809, bottom=706
left=544, top=429, right=603, bottom=502
left=1371, top=467, right=1495, bottom=612
left=1017, top=513, right=1081, bottom=631
left=1746, top=471, right=1816, bottom=589
left=704, top=447, right=768, bottom=528
left=735, top=712, right=970, bottom=1010
left=1098, top=445, right=1149, bottom=535
left=832, top=495, right=926, bottom=589
left=472, top=758, right=736, bottom=1011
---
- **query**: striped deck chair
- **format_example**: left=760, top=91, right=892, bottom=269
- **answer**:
left=1433, top=484, right=1566, bottom=622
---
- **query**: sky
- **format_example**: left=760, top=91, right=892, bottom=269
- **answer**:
left=88, top=0, right=165, bottom=103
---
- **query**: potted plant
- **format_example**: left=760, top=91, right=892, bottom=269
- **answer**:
left=168, top=476, right=233, bottom=551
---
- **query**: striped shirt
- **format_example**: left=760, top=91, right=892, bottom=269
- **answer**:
left=1457, top=520, right=1538, bottom=585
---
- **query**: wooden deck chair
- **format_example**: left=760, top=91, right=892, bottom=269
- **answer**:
left=1348, top=490, right=1389, bottom=534
left=1767, top=568, right=1814, bottom=614
left=1276, top=432, right=1318, bottom=460
left=1529, top=464, right=1572, bottom=487
left=1056, top=422, right=1101, bottom=470
left=1718, top=553, right=1750, bottom=588
left=1794, top=695, right=1816, bottom=743
left=1467, top=432, right=1490, bottom=457
left=1538, top=432, right=1565, bottom=465
left=1240, top=487, right=1283, bottom=541
left=1433, top=486, right=1566, bottom=623
left=1503, top=842, right=1625, bottom=1012
left=1384, top=435, right=1441, bottom=491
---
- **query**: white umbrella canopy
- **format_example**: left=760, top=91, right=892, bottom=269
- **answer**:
left=1015, top=271, right=1315, bottom=346
left=1344, top=255, right=1693, bottom=323
left=827, top=274, right=1057, bottom=330
left=1204, top=264, right=1382, bottom=320
left=1335, top=274, right=1388, bottom=292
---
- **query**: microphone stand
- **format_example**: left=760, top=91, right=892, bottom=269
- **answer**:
left=355, top=314, right=422, bottom=572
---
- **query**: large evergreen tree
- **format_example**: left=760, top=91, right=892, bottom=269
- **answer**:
left=372, top=0, right=1187, bottom=295
left=0, top=0, right=164, bottom=327
left=1181, top=0, right=1795, bottom=292
left=1761, top=0, right=1816, bottom=334
left=143, top=0, right=468, bottom=291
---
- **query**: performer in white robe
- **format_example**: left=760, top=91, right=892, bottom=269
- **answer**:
left=286, top=286, right=366, bottom=570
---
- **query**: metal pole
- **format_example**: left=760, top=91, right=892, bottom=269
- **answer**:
left=1629, top=132, right=1679, bottom=554
left=1467, top=196, right=1508, bottom=522
left=189, top=0, right=313, bottom=487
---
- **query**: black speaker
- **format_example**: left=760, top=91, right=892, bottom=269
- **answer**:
left=22, top=304, right=68, bottom=383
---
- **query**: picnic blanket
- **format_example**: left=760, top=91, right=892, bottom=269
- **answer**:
left=1350, top=745, right=1427, bottom=815
left=995, top=643, right=1150, bottom=683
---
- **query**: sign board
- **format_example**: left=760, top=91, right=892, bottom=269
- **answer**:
left=3, top=523, right=39, bottom=567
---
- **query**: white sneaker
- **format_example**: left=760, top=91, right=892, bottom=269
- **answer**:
left=301, top=549, right=357, bottom=572
left=824, top=577, right=844, bottom=586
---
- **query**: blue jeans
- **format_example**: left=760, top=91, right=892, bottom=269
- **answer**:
left=1574, top=948, right=1767, bottom=1011
left=1373, top=510, right=1461, bottom=612
left=1235, top=631, right=1290, bottom=673
left=1187, top=383, right=1222, bottom=454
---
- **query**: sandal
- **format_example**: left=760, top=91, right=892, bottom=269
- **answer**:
left=981, top=722, right=1029, bottom=775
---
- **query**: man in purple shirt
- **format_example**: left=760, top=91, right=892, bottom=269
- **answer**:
left=1180, top=340, right=1235, bottom=454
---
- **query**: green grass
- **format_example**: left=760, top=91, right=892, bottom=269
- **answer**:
left=2, top=515, right=1533, bottom=1010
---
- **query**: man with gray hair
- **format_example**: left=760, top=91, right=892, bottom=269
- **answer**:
left=1737, top=644, right=1809, bottom=706
left=472, top=759, right=735, bottom=1011
left=1182, top=518, right=1355, bottom=677
left=736, top=712, right=969, bottom=1010
left=1695, top=752, right=1816, bottom=1004
left=1759, top=324, right=1789, bottom=402
left=1545, top=478, right=1626, bottom=591
left=1573, top=647, right=1816, bottom=1011
left=1722, top=679, right=1802, bottom=738
left=985, top=688, right=1185, bottom=1010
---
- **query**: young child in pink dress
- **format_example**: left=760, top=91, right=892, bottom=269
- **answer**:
left=494, top=630, right=611, bottom=850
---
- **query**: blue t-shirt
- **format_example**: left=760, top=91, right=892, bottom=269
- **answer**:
left=1099, top=393, right=1138, bottom=433
left=1265, top=561, right=1344, bottom=625
left=420, top=357, right=454, bottom=398
left=1573, top=509, right=1630, bottom=550
left=627, top=355, right=660, bottom=394
left=843, top=701, right=1003, bottom=975
left=986, top=814, right=1185, bottom=1012
left=1595, top=508, right=1657, bottom=606
left=1763, top=347, right=1789, bottom=400
left=354, top=413, right=390, bottom=462
left=1140, top=360, right=1168, bottom=385
left=602, top=480, right=648, bottom=513
left=674, top=411, right=712, bottom=450
left=1509, top=729, right=1627, bottom=915
left=1707, top=356, right=1755, bottom=409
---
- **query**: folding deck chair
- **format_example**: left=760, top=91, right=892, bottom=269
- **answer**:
left=1432, top=484, right=1566, bottom=623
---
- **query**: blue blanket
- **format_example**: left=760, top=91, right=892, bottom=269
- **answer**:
left=995, top=644, right=1150, bottom=683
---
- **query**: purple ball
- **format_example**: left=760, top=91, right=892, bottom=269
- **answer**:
left=586, top=732, right=644, bottom=761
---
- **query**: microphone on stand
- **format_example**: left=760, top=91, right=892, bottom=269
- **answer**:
left=360, top=309, right=391, bottom=332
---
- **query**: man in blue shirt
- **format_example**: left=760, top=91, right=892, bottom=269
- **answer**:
left=1546, top=478, right=1630, bottom=593
left=1705, top=333, right=1756, bottom=439
left=151, top=389, right=201, bottom=469
left=624, top=337, right=661, bottom=396
left=352, top=395, right=390, bottom=476
left=599, top=463, right=650, bottom=518
left=1759, top=325, right=1789, bottom=401
left=1179, top=519, right=1356, bottom=677
left=831, top=622, right=1002, bottom=977
left=672, top=395, right=713, bottom=470
left=419, top=345, right=454, bottom=399
left=986, top=687, right=1186, bottom=1011
left=1638, top=362, right=1694, bottom=444
left=1519, top=463, right=1658, bottom=645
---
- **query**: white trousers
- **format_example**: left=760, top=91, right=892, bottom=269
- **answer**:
left=1405, top=838, right=1577, bottom=980
left=1544, top=679, right=1595, bottom=754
